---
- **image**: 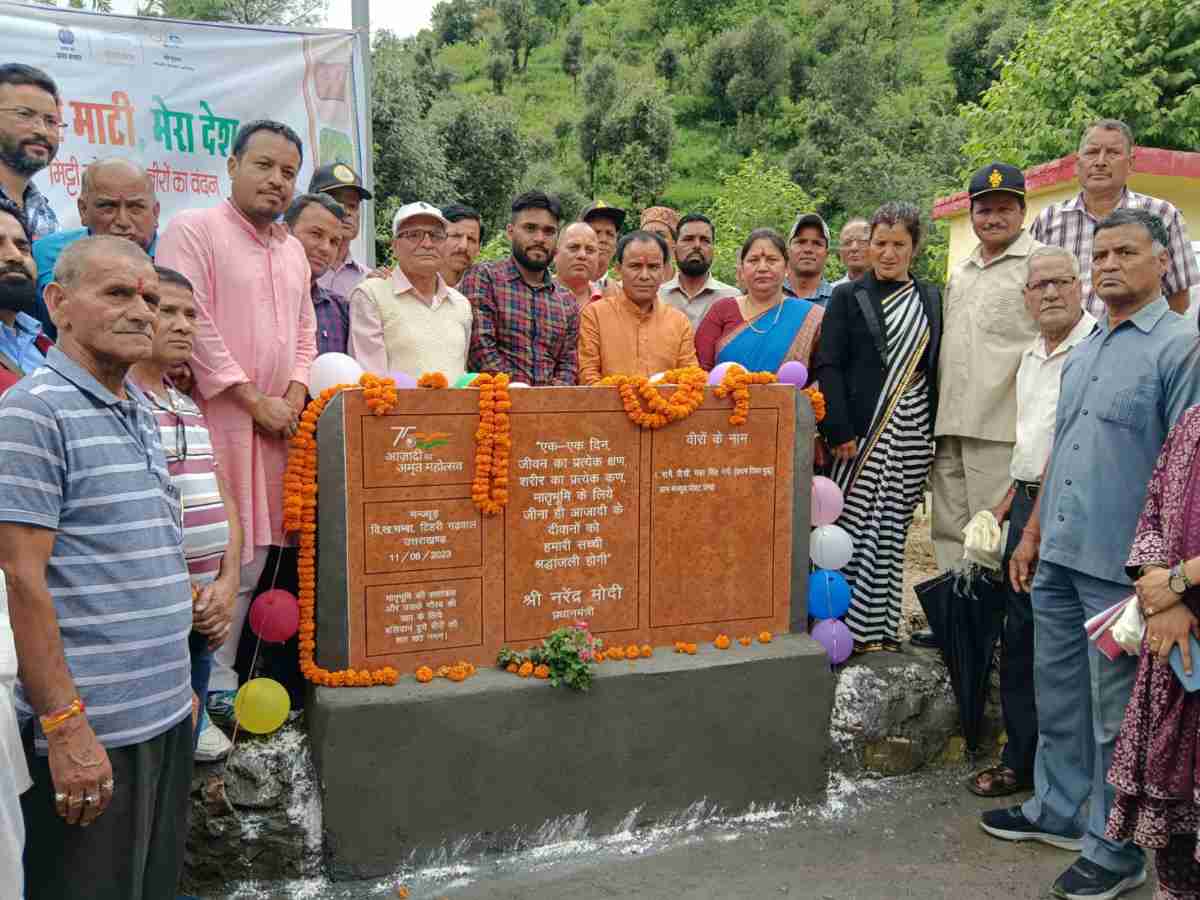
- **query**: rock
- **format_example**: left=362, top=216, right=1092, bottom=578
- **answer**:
left=830, top=651, right=1001, bottom=775
left=182, top=721, right=323, bottom=895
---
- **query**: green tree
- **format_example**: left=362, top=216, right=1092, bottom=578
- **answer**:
left=605, top=87, right=676, bottom=206
left=138, top=0, right=324, bottom=24
left=431, top=0, right=479, bottom=47
left=655, top=39, right=682, bottom=91
left=577, top=56, right=619, bottom=194
left=960, top=0, right=1200, bottom=170
left=701, top=15, right=789, bottom=122
left=561, top=27, right=584, bottom=93
left=487, top=52, right=512, bottom=95
left=706, top=152, right=820, bottom=284
left=369, top=36, right=453, bottom=260
left=430, top=96, right=529, bottom=233
left=945, top=3, right=1029, bottom=105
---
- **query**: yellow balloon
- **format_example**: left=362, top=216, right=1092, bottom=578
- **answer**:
left=234, top=677, right=290, bottom=734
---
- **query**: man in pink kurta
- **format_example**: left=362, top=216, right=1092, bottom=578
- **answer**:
left=156, top=120, right=316, bottom=710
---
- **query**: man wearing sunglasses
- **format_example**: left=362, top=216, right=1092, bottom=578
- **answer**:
left=348, top=201, right=472, bottom=381
left=0, top=63, right=60, bottom=240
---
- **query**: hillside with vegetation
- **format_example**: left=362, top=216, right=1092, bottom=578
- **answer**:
left=361, top=0, right=1200, bottom=282
left=100, top=0, right=1197, bottom=281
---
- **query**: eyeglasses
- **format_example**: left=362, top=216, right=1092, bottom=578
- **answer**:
left=395, top=228, right=447, bottom=245
left=1026, top=276, right=1077, bottom=293
left=0, top=106, right=64, bottom=131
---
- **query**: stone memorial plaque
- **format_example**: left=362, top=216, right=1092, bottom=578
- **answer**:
left=317, top=385, right=812, bottom=672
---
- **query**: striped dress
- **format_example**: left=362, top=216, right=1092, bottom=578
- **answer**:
left=831, top=282, right=934, bottom=644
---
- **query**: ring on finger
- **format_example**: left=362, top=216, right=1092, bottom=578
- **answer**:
left=85, top=793, right=98, bottom=805
left=67, top=794, right=83, bottom=806
left=54, top=791, right=67, bottom=803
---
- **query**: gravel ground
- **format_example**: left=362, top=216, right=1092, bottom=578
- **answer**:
left=900, top=497, right=939, bottom=641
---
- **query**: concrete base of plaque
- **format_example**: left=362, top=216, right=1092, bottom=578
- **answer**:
left=309, top=633, right=833, bottom=880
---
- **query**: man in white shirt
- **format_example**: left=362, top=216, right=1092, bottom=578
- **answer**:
left=348, top=202, right=473, bottom=381
left=0, top=570, right=31, bottom=897
left=966, top=244, right=1095, bottom=800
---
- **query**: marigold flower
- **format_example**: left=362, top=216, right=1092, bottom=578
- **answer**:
left=415, top=666, right=434, bottom=683
left=758, top=631, right=773, bottom=644
left=518, top=661, right=534, bottom=678
left=533, top=664, right=550, bottom=679
left=714, top=634, right=731, bottom=650
left=685, top=642, right=698, bottom=655
left=640, top=644, right=653, bottom=658
left=739, top=636, right=753, bottom=647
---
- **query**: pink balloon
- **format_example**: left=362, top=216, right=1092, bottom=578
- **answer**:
left=812, top=618, right=853, bottom=665
left=777, top=361, right=808, bottom=386
left=249, top=589, right=300, bottom=643
left=811, top=476, right=845, bottom=526
left=707, top=362, right=740, bottom=386
left=390, top=371, right=418, bottom=389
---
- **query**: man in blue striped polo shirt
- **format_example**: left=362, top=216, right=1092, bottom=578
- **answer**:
left=0, top=234, right=194, bottom=899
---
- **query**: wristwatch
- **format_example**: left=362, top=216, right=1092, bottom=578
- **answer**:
left=1169, top=561, right=1192, bottom=595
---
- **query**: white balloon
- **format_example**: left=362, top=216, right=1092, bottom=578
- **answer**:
left=509, top=381, right=531, bottom=388
left=308, top=353, right=364, bottom=397
left=811, top=524, right=854, bottom=570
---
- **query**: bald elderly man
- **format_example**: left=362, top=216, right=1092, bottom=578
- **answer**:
left=554, top=221, right=602, bottom=310
left=32, top=158, right=160, bottom=339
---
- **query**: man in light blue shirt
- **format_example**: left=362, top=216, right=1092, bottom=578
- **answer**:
left=981, top=209, right=1200, bottom=900
left=31, top=158, right=159, bottom=339
left=0, top=197, right=45, bottom=389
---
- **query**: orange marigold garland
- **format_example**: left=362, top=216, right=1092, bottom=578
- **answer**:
left=286, top=373, right=406, bottom=689
left=417, top=372, right=448, bottom=389
left=598, top=366, right=707, bottom=429
left=470, top=372, right=512, bottom=516
left=803, top=385, right=826, bottom=422
left=360, top=373, right=399, bottom=416
left=713, top=364, right=778, bottom=426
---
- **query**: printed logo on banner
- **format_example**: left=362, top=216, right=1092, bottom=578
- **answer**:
left=55, top=26, right=84, bottom=63
left=165, top=33, right=184, bottom=48
left=100, top=33, right=142, bottom=67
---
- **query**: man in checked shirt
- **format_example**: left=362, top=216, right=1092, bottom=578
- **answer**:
left=463, top=191, right=579, bottom=385
left=284, top=192, right=349, bottom=356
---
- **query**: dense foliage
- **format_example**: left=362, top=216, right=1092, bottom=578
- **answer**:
left=139, top=0, right=1194, bottom=278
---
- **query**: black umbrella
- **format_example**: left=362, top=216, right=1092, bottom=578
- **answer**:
left=915, top=567, right=1007, bottom=754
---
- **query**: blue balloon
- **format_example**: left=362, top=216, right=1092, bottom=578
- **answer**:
left=808, top=569, right=851, bottom=619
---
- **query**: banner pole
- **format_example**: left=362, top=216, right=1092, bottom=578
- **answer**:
left=352, top=0, right=375, bottom=267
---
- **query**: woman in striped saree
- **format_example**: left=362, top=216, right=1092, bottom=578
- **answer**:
left=813, top=202, right=943, bottom=652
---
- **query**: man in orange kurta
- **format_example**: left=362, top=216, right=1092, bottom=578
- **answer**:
left=578, top=230, right=698, bottom=384
left=156, top=120, right=316, bottom=708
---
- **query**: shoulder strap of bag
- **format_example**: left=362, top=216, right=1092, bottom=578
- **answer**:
left=854, top=287, right=887, bottom=367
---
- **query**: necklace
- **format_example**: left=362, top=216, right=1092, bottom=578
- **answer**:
left=743, top=295, right=786, bottom=335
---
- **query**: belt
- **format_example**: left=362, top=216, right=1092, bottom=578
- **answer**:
left=1014, top=479, right=1040, bottom=500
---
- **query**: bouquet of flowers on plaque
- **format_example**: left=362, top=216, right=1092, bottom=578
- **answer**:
left=497, top=622, right=603, bottom=692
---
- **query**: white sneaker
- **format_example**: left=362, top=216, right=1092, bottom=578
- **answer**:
left=195, top=720, right=233, bottom=762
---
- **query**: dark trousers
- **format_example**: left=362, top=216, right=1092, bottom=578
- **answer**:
left=999, top=481, right=1038, bottom=776
left=22, top=716, right=193, bottom=900
left=233, top=545, right=303, bottom=709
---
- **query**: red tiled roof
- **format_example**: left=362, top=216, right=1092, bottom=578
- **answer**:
left=931, top=148, right=1200, bottom=220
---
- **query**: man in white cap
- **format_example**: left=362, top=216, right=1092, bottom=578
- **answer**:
left=348, top=202, right=473, bottom=381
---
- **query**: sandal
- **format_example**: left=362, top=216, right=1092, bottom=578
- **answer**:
left=966, top=765, right=1032, bottom=798
left=881, top=638, right=904, bottom=653
left=853, top=641, right=883, bottom=655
